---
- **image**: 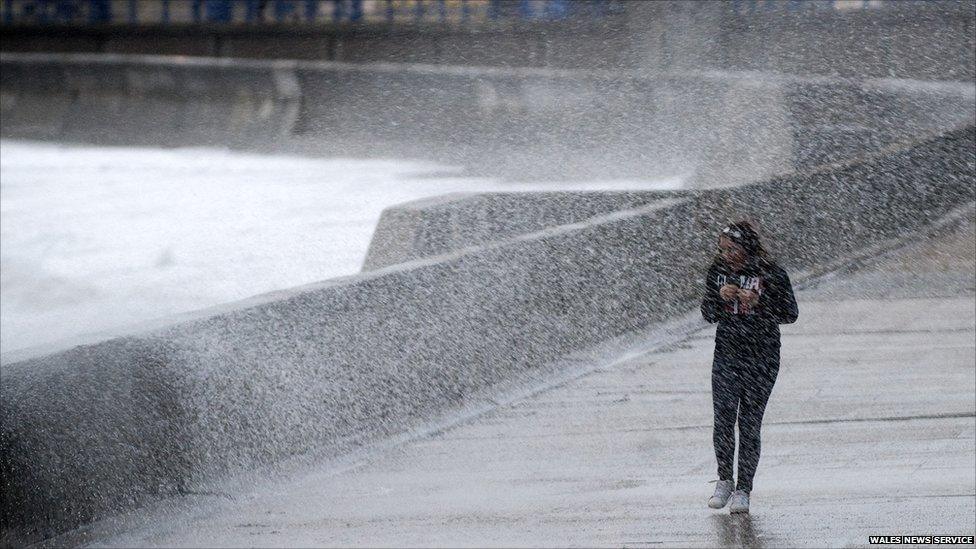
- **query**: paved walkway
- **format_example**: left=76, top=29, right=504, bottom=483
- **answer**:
left=90, top=217, right=975, bottom=548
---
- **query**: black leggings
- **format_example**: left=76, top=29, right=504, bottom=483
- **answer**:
left=712, top=350, right=779, bottom=493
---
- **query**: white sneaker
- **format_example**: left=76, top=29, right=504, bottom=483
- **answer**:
left=729, top=490, right=750, bottom=514
left=707, top=480, right=734, bottom=509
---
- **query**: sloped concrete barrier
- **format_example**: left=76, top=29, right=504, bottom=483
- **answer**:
left=1, top=126, right=973, bottom=545
left=364, top=125, right=976, bottom=270
left=362, top=191, right=675, bottom=271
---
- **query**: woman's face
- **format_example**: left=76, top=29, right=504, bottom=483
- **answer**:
left=718, top=235, right=747, bottom=267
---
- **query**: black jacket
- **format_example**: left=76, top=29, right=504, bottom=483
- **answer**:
left=701, top=258, right=798, bottom=358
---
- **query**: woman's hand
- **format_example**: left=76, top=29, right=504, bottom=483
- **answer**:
left=737, top=288, right=759, bottom=307
left=719, top=284, right=739, bottom=301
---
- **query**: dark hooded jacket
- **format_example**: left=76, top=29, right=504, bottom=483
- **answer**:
left=701, top=257, right=798, bottom=359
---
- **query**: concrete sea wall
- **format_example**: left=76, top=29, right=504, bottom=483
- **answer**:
left=2, top=125, right=973, bottom=544
left=362, top=191, right=675, bottom=271
left=364, top=123, right=976, bottom=270
left=2, top=53, right=973, bottom=183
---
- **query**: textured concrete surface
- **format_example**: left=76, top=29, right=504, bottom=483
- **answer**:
left=362, top=192, right=680, bottom=272
left=364, top=124, right=976, bottom=272
left=77, top=209, right=976, bottom=548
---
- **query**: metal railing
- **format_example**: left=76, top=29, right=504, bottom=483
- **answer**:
left=1, top=0, right=625, bottom=25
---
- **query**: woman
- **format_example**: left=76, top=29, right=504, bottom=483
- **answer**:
left=701, top=221, right=798, bottom=514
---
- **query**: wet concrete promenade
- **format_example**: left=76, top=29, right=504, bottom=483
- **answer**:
left=87, top=215, right=975, bottom=548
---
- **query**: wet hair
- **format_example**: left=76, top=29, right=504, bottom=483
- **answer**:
left=716, top=220, right=771, bottom=267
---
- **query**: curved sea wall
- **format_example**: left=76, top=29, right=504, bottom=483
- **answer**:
left=2, top=53, right=973, bottom=183
left=2, top=125, right=973, bottom=545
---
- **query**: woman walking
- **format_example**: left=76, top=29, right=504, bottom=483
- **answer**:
left=701, top=221, right=798, bottom=514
